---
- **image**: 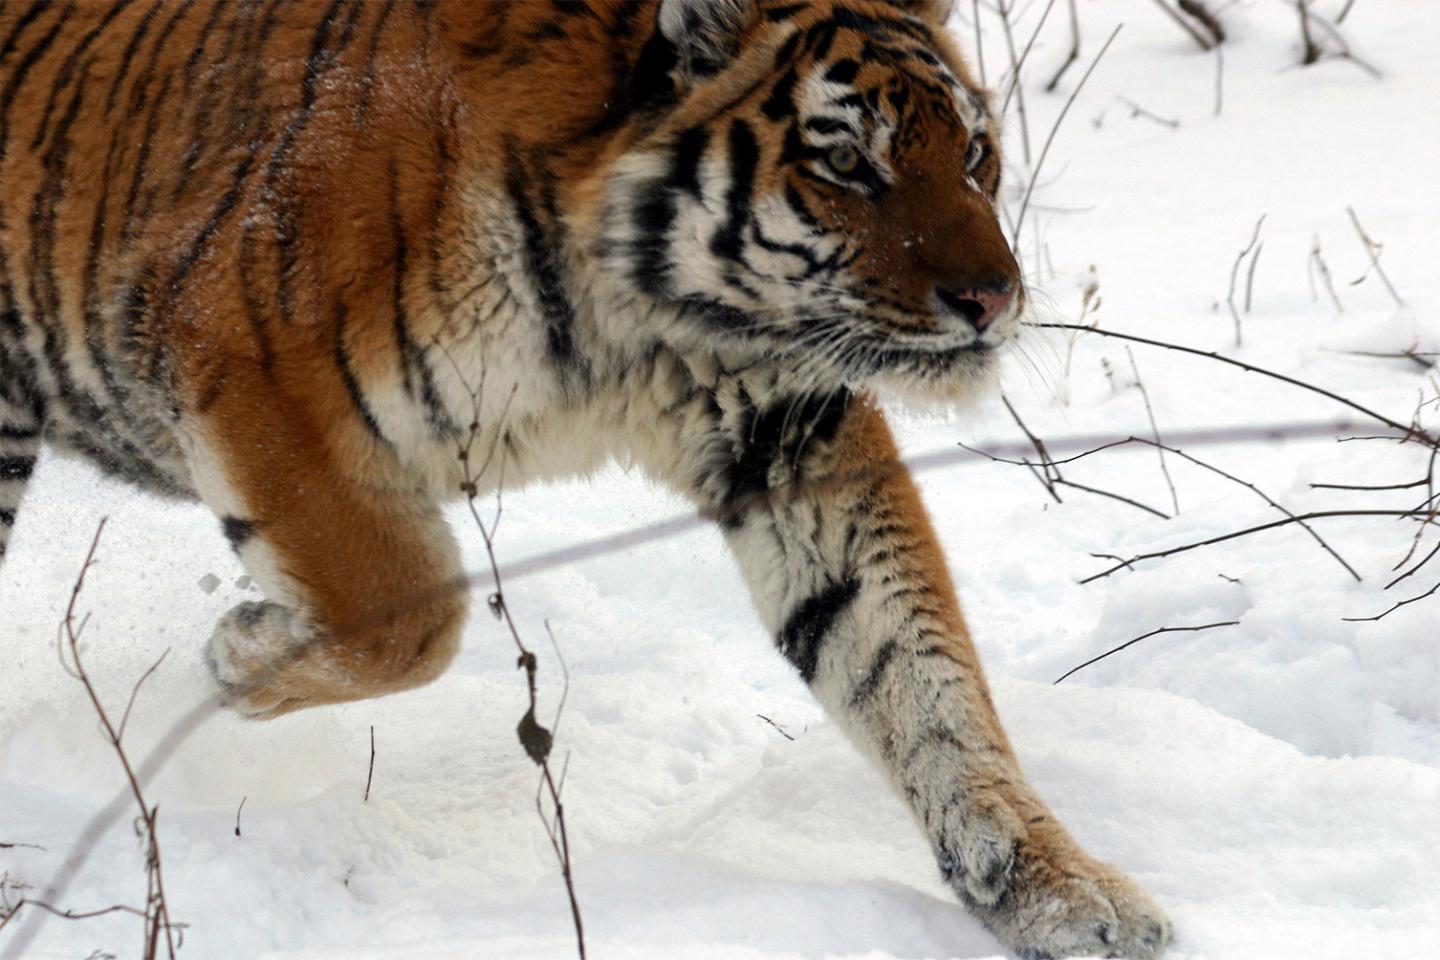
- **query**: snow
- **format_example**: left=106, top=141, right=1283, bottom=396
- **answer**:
left=4, top=2, right=1440, bottom=958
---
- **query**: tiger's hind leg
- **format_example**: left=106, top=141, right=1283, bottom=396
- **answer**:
left=183, top=390, right=467, bottom=719
left=0, top=409, right=42, bottom=575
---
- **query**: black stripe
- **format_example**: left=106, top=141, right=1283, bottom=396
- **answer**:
left=761, top=66, right=798, bottom=121
left=629, top=125, right=708, bottom=297
left=779, top=577, right=860, bottom=683
left=220, top=515, right=255, bottom=551
left=355, top=0, right=398, bottom=124
left=0, top=1, right=73, bottom=165
left=103, top=0, right=163, bottom=115
left=711, top=119, right=759, bottom=263
left=173, top=0, right=252, bottom=197
left=28, top=0, right=133, bottom=151
left=0, top=424, right=39, bottom=440
left=851, top=639, right=899, bottom=706
left=0, top=456, right=36, bottom=482
left=387, top=157, right=453, bottom=437
left=0, top=1, right=53, bottom=66
left=181, top=0, right=225, bottom=92
left=767, top=4, right=809, bottom=23
left=718, top=388, right=851, bottom=517
left=331, top=305, right=388, bottom=444
left=504, top=145, right=587, bottom=378
left=267, top=0, right=355, bottom=327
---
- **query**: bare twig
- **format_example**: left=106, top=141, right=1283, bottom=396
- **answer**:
left=1014, top=24, right=1122, bottom=248
left=1345, top=207, right=1405, bottom=307
left=1044, top=0, right=1080, bottom=92
left=1337, top=0, right=1357, bottom=24
left=967, top=433, right=1362, bottom=581
left=756, top=715, right=796, bottom=741
left=1297, top=0, right=1321, bottom=64
left=1244, top=240, right=1263, bottom=314
left=1030, top=323, right=1436, bottom=445
left=233, top=798, right=245, bottom=838
left=1308, top=8, right=1382, bottom=78
left=1387, top=538, right=1440, bottom=590
left=995, top=0, right=1034, bottom=165
left=1343, top=579, right=1440, bottom=622
left=1080, top=510, right=1420, bottom=583
left=999, top=0, right=1058, bottom=121
left=1213, top=42, right=1223, bottom=116
left=452, top=369, right=586, bottom=960
left=1176, top=0, right=1225, bottom=45
left=1115, top=96, right=1179, bottom=128
left=972, top=0, right=986, bottom=87
left=364, top=726, right=376, bottom=803
left=1147, top=0, right=1213, bottom=50
left=1308, top=234, right=1344, bottom=313
left=1226, top=215, right=1265, bottom=347
left=1054, top=621, right=1240, bottom=683
left=4, top=521, right=182, bottom=960
left=969, top=399, right=1172, bottom=519
left=1126, top=349, right=1180, bottom=515
left=117, top=650, right=170, bottom=747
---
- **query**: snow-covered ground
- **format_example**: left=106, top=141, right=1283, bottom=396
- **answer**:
left=4, top=2, right=1439, bottom=958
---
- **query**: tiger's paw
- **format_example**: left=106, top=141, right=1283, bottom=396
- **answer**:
left=948, top=820, right=1170, bottom=959
left=204, top=601, right=315, bottom=719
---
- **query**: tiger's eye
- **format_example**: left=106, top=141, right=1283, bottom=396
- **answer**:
left=964, top=135, right=990, bottom=172
left=827, top=145, right=860, bottom=175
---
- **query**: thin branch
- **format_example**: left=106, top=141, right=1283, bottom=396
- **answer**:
left=1345, top=206, right=1405, bottom=307
left=1297, top=0, right=1321, bottom=65
left=1226, top=214, right=1265, bottom=348
left=1127, top=348, right=1180, bottom=515
left=1213, top=42, right=1223, bottom=116
left=117, top=649, right=170, bottom=746
left=234, top=797, right=246, bottom=838
left=454, top=370, right=586, bottom=960
left=1030, top=323, right=1436, bottom=445
left=8, top=521, right=182, bottom=960
left=1343, top=579, right=1440, bottom=622
left=1054, top=621, right=1240, bottom=683
left=1014, top=24, right=1122, bottom=249
left=1081, top=510, right=1419, bottom=584
left=1176, top=0, right=1225, bottom=44
left=756, top=714, right=796, bottom=741
left=1244, top=240, right=1263, bottom=314
left=1115, top=96, right=1179, bottom=128
left=1147, top=0, right=1213, bottom=50
left=1043, top=0, right=1080, bottom=92
left=364, top=726, right=376, bottom=803
left=1387, top=538, right=1440, bottom=590
left=972, top=0, right=986, bottom=87
left=995, top=0, right=1035, bottom=165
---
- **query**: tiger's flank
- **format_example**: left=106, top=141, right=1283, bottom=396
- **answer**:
left=0, top=2, right=1167, bottom=957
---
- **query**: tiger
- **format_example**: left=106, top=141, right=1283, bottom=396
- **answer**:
left=0, top=1, right=1170, bottom=956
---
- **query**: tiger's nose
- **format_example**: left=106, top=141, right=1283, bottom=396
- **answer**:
left=934, top=282, right=1017, bottom=333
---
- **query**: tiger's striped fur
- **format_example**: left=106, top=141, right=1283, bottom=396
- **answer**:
left=0, top=1, right=1169, bottom=956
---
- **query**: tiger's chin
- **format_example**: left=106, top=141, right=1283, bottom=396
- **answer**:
left=858, top=342, right=1003, bottom=417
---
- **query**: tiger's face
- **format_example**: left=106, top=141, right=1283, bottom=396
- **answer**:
left=601, top=0, right=1021, bottom=401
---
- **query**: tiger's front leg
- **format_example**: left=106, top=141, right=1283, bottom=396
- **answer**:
left=670, top=387, right=1170, bottom=960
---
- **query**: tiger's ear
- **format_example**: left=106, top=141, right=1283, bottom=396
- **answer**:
left=891, top=0, right=956, bottom=24
left=658, top=0, right=757, bottom=85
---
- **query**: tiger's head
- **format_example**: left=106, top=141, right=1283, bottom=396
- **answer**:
left=599, top=0, right=1020, bottom=402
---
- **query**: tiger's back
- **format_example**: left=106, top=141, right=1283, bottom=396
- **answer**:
left=1, top=1, right=470, bottom=500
